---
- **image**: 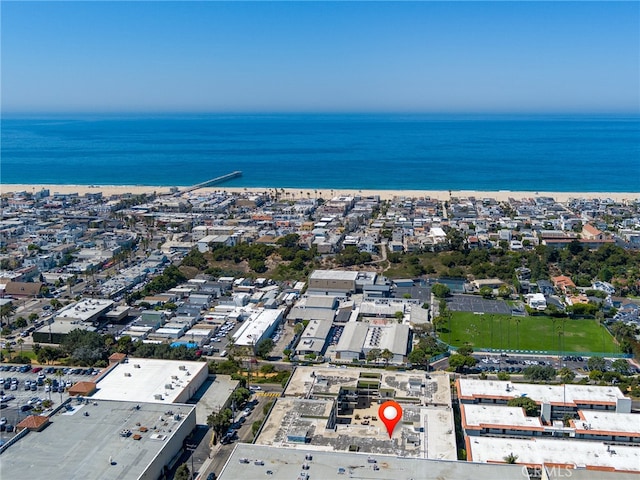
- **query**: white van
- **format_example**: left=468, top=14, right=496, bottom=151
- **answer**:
left=220, top=350, right=228, bottom=357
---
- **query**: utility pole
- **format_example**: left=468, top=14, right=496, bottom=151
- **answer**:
left=186, top=442, right=197, bottom=480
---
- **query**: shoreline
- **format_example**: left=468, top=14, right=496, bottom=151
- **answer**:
left=2, top=184, right=638, bottom=203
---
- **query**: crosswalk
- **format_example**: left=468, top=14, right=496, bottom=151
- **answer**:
left=255, top=391, right=280, bottom=398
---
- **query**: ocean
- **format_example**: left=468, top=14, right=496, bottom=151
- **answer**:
left=2, top=114, right=639, bottom=192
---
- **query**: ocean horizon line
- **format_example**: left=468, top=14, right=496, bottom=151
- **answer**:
left=3, top=111, right=640, bottom=120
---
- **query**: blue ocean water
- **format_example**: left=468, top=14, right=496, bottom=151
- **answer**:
left=1, top=114, right=639, bottom=192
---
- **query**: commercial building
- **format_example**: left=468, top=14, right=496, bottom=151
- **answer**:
left=335, top=320, right=410, bottom=364
left=255, top=366, right=456, bottom=460
left=91, top=358, right=208, bottom=404
left=295, top=319, right=333, bottom=356
left=458, top=380, right=639, bottom=473
left=307, top=270, right=359, bottom=295
left=216, top=443, right=527, bottom=480
left=1, top=399, right=196, bottom=480
left=456, top=379, right=631, bottom=419
left=467, top=436, right=640, bottom=473
left=232, top=308, right=284, bottom=347
left=56, top=298, right=114, bottom=323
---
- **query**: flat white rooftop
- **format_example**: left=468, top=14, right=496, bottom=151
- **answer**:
left=309, top=269, right=358, bottom=281
left=458, top=379, right=626, bottom=405
left=575, top=410, right=640, bottom=437
left=1, top=399, right=196, bottom=480
left=55, top=298, right=114, bottom=322
left=217, top=444, right=526, bottom=480
left=92, top=358, right=207, bottom=403
left=462, top=404, right=543, bottom=431
left=233, top=308, right=283, bottom=346
left=468, top=436, right=640, bottom=472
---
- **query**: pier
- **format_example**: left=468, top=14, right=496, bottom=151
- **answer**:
left=179, top=171, right=242, bottom=194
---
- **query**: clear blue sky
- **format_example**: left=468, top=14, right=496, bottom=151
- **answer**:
left=2, top=1, right=639, bottom=114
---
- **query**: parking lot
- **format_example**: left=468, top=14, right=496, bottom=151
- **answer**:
left=446, top=294, right=512, bottom=314
left=0, top=364, right=102, bottom=443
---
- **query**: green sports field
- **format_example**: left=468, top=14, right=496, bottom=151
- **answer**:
left=440, top=312, right=619, bottom=354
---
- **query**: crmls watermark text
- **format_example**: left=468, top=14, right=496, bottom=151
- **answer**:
left=522, top=465, right=573, bottom=478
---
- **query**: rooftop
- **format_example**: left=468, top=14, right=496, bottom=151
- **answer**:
left=309, top=270, right=359, bottom=281
left=574, top=410, right=640, bottom=437
left=457, top=379, right=626, bottom=406
left=232, top=308, right=284, bottom=346
left=287, top=367, right=452, bottom=406
left=55, top=298, right=114, bottom=322
left=92, top=358, right=208, bottom=403
left=1, top=399, right=196, bottom=480
left=217, top=443, right=526, bottom=480
left=461, top=404, right=543, bottom=431
left=467, top=436, right=640, bottom=472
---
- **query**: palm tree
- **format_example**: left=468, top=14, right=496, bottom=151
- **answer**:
left=17, top=338, right=24, bottom=357
left=0, top=302, right=16, bottom=328
left=54, top=369, right=65, bottom=403
left=44, top=378, right=53, bottom=401
left=381, top=349, right=393, bottom=366
left=503, top=452, right=518, bottom=464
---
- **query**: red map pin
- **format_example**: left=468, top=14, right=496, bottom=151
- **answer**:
left=378, top=400, right=402, bottom=438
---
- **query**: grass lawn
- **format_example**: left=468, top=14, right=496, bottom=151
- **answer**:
left=440, top=312, right=620, bottom=354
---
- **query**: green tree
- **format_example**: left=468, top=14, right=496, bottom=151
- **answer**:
left=366, top=348, right=381, bottom=363
left=230, top=387, right=251, bottom=406
left=497, top=285, right=511, bottom=298
left=587, top=356, right=606, bottom=372
left=523, top=365, right=557, bottom=382
left=15, top=317, right=28, bottom=329
left=293, top=323, right=305, bottom=336
left=252, top=419, right=263, bottom=436
left=408, top=348, right=429, bottom=368
left=263, top=400, right=274, bottom=416
left=611, top=359, right=630, bottom=375
left=380, top=348, right=393, bottom=366
left=0, top=302, right=16, bottom=327
left=457, top=345, right=473, bottom=357
left=558, top=367, right=576, bottom=383
left=276, top=233, right=300, bottom=248
left=181, top=247, right=208, bottom=270
left=207, top=408, right=233, bottom=438
left=432, top=283, right=451, bottom=298
left=448, top=354, right=477, bottom=372
left=61, top=329, right=108, bottom=366
left=255, top=339, right=274, bottom=360
left=478, top=286, right=494, bottom=299
left=394, top=311, right=404, bottom=323
left=503, top=452, right=519, bottom=464
left=507, top=397, right=539, bottom=416
left=175, top=463, right=190, bottom=480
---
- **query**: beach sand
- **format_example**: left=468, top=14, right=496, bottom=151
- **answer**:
left=2, top=184, right=638, bottom=203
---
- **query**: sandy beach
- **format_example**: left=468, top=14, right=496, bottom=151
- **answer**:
left=2, top=184, right=638, bottom=203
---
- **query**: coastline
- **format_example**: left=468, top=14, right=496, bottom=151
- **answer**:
left=2, top=184, right=638, bottom=203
